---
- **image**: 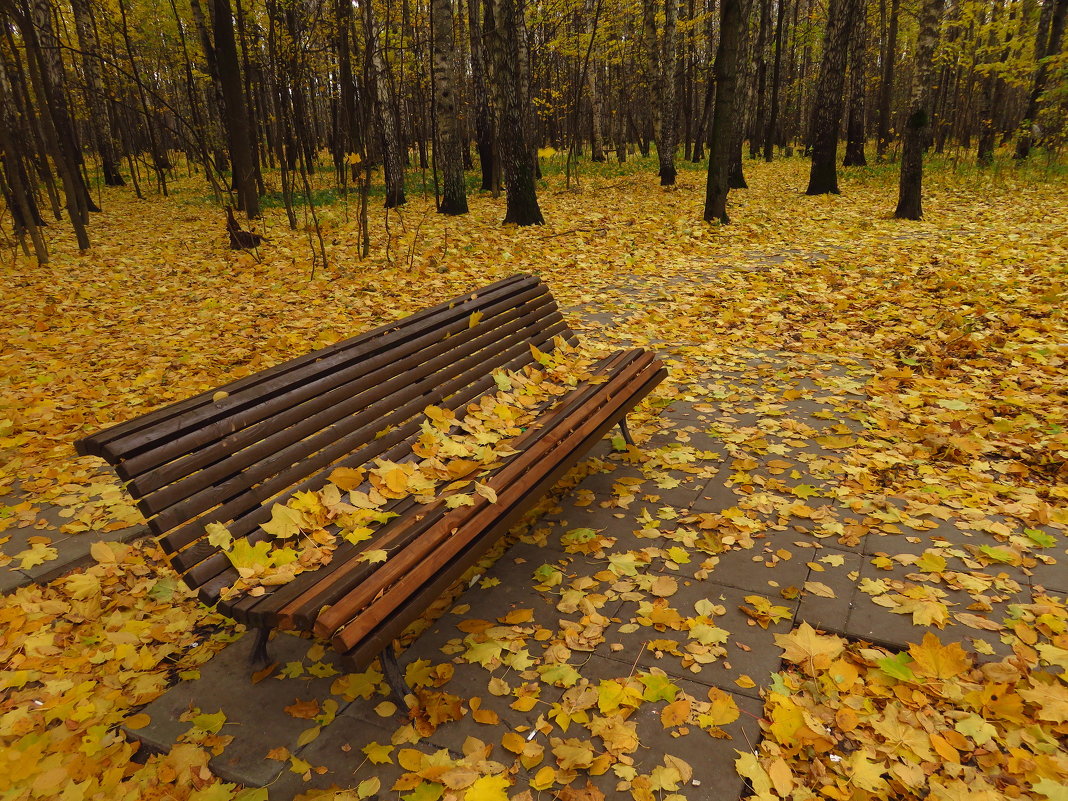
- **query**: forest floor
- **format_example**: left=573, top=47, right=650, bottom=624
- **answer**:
left=0, top=154, right=1066, bottom=801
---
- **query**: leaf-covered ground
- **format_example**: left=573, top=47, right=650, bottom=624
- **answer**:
left=1, top=155, right=1066, bottom=800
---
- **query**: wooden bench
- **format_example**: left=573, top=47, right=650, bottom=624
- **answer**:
left=76, top=274, right=666, bottom=699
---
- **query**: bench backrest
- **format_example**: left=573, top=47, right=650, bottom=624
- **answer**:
left=75, top=274, right=572, bottom=593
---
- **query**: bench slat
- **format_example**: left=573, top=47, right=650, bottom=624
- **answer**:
left=77, top=275, right=539, bottom=462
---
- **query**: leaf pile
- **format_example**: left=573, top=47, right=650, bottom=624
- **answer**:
left=741, top=616, right=1068, bottom=800
left=0, top=540, right=263, bottom=800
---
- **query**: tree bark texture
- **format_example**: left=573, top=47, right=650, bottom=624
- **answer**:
left=24, top=0, right=93, bottom=246
left=763, top=0, right=788, bottom=160
left=213, top=0, right=260, bottom=216
left=431, top=0, right=468, bottom=213
left=70, top=0, right=123, bottom=186
left=843, top=1, right=868, bottom=166
left=468, top=0, right=497, bottom=190
left=705, top=0, right=741, bottom=222
left=895, top=0, right=945, bottom=219
left=977, top=0, right=1009, bottom=165
left=365, top=0, right=406, bottom=208
left=486, top=0, right=544, bottom=224
left=806, top=0, right=863, bottom=193
left=876, top=0, right=900, bottom=157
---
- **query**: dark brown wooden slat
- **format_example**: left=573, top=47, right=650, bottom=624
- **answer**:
left=174, top=323, right=573, bottom=593
left=132, top=297, right=560, bottom=509
left=270, top=351, right=637, bottom=630
left=339, top=364, right=667, bottom=670
left=76, top=274, right=534, bottom=459
left=86, top=278, right=543, bottom=465
left=115, top=286, right=555, bottom=482
left=230, top=347, right=618, bottom=625
left=318, top=353, right=657, bottom=645
left=147, top=312, right=568, bottom=539
left=126, top=293, right=557, bottom=497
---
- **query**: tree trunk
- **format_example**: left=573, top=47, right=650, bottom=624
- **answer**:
left=977, top=0, right=1009, bottom=166
left=705, top=0, right=741, bottom=222
left=213, top=0, right=259, bottom=216
left=469, top=0, right=497, bottom=190
left=876, top=0, right=900, bottom=157
left=486, top=0, right=544, bottom=224
left=23, top=0, right=93, bottom=246
left=843, top=0, right=868, bottom=166
left=763, top=0, right=787, bottom=160
left=189, top=0, right=229, bottom=173
left=659, top=0, right=678, bottom=183
left=806, top=0, right=862, bottom=193
left=70, top=0, right=123, bottom=186
left=728, top=1, right=753, bottom=190
left=895, top=0, right=944, bottom=219
left=334, top=0, right=364, bottom=180
left=588, top=40, right=606, bottom=161
left=750, top=0, right=771, bottom=158
left=1014, top=0, right=1067, bottom=159
left=365, top=0, right=406, bottom=207
left=0, top=56, right=48, bottom=261
left=432, top=0, right=468, bottom=213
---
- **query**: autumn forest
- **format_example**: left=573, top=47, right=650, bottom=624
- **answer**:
left=1, top=0, right=1067, bottom=797
left=2, top=0, right=1066, bottom=254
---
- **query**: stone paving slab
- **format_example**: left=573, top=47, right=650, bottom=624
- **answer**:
left=1, top=522, right=147, bottom=591
left=130, top=631, right=351, bottom=787
left=570, top=654, right=765, bottom=801
left=596, top=583, right=798, bottom=700
left=266, top=713, right=436, bottom=800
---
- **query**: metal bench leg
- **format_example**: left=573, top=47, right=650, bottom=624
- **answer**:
left=380, top=641, right=412, bottom=710
left=249, top=626, right=271, bottom=667
left=618, top=417, right=635, bottom=446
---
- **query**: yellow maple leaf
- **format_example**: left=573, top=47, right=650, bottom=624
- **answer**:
left=774, top=622, right=846, bottom=672
left=908, top=632, right=971, bottom=679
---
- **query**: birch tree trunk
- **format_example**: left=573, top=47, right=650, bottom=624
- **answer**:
left=431, top=0, right=468, bottom=213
